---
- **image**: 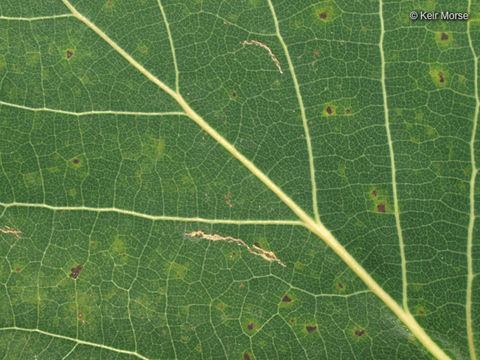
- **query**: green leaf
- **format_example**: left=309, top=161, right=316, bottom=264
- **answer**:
left=0, top=0, right=479, bottom=359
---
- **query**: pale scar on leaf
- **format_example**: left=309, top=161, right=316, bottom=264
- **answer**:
left=185, top=230, right=286, bottom=267
left=240, top=40, right=283, bottom=74
left=0, top=226, right=21, bottom=238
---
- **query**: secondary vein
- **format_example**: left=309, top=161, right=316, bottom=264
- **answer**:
left=0, top=100, right=186, bottom=117
left=379, top=0, right=408, bottom=312
left=267, top=0, right=321, bottom=224
left=156, top=0, right=179, bottom=93
left=0, top=14, right=74, bottom=21
left=0, top=202, right=302, bottom=225
left=0, top=327, right=149, bottom=360
left=466, top=0, right=478, bottom=358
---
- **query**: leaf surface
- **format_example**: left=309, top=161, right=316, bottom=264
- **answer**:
left=0, top=0, right=479, bottom=359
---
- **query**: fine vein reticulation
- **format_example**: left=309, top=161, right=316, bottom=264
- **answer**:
left=2, top=1, right=457, bottom=359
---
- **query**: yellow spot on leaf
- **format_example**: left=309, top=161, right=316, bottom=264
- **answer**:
left=435, top=31, right=452, bottom=46
left=111, top=235, right=126, bottom=254
left=23, top=172, right=42, bottom=187
left=429, top=67, right=448, bottom=87
left=169, top=262, right=187, bottom=280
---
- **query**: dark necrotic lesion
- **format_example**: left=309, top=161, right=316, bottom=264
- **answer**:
left=70, top=265, right=83, bottom=279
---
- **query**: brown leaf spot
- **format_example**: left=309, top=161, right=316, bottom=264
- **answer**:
left=231, top=252, right=236, bottom=258
left=239, top=283, right=244, bottom=288
left=306, top=325, right=317, bottom=333
left=314, top=50, right=319, bottom=56
left=345, top=108, right=351, bottom=114
left=318, top=12, right=327, bottom=19
left=90, top=242, right=95, bottom=247
left=78, top=312, right=83, bottom=319
left=290, top=318, right=295, bottom=323
left=107, top=1, right=112, bottom=6
left=326, top=106, right=333, bottom=115
left=69, top=265, right=83, bottom=279
left=243, top=353, right=251, bottom=360
left=281, top=294, right=292, bottom=302
left=338, top=282, right=344, bottom=289
left=377, top=203, right=385, bottom=213
left=438, top=71, right=445, bottom=83
left=371, top=190, right=377, bottom=197
left=66, top=50, right=73, bottom=59
left=15, top=267, right=21, bottom=272
left=418, top=310, right=425, bottom=315
left=72, top=158, right=80, bottom=165
left=441, top=32, right=449, bottom=41
left=253, top=242, right=261, bottom=248
left=122, top=253, right=126, bottom=258
left=247, top=322, right=255, bottom=330
left=355, top=329, right=365, bottom=337
left=232, top=92, right=236, bottom=97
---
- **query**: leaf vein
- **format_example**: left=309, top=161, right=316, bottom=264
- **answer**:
left=0, top=327, right=149, bottom=360
left=56, top=2, right=452, bottom=358
left=0, top=100, right=186, bottom=117
left=379, top=0, right=408, bottom=312
left=0, top=14, right=74, bottom=21
left=466, top=0, right=479, bottom=358
left=0, top=202, right=303, bottom=225
left=267, top=0, right=320, bottom=224
left=156, top=0, right=179, bottom=93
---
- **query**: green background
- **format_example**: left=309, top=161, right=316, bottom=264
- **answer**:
left=0, top=0, right=479, bottom=358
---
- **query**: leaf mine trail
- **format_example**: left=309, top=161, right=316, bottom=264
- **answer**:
left=240, top=40, right=283, bottom=74
left=0, top=226, right=21, bottom=238
left=54, top=0, right=450, bottom=359
left=185, top=230, right=286, bottom=267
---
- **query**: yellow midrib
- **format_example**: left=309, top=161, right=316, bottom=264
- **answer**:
left=56, top=1, right=450, bottom=359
